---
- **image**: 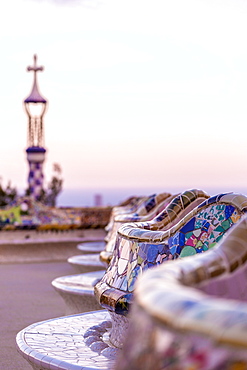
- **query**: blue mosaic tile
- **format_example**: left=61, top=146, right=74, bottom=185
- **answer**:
left=180, top=217, right=196, bottom=233
left=147, top=245, right=160, bottom=263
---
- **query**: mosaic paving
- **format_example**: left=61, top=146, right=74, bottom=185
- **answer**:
left=96, top=193, right=247, bottom=315
left=16, top=311, right=119, bottom=370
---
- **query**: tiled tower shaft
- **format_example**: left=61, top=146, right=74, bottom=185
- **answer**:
left=24, top=55, right=47, bottom=200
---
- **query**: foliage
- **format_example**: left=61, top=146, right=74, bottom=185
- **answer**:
left=0, top=179, right=18, bottom=207
left=43, top=163, right=63, bottom=207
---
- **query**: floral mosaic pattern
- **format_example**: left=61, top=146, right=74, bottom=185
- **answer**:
left=121, top=189, right=209, bottom=233
left=96, top=193, right=247, bottom=316
left=168, top=203, right=240, bottom=258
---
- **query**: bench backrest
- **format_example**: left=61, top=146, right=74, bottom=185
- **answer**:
left=101, top=190, right=210, bottom=265
left=105, top=196, right=146, bottom=233
left=95, top=192, right=247, bottom=316
left=101, top=192, right=175, bottom=265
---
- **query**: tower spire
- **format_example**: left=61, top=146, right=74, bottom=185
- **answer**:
left=24, top=55, right=48, bottom=201
left=24, top=54, right=47, bottom=104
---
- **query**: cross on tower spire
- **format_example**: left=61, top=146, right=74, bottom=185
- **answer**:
left=27, top=54, right=44, bottom=75
left=24, top=54, right=47, bottom=104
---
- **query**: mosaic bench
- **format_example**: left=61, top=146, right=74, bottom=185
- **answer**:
left=115, top=214, right=247, bottom=370
left=95, top=192, right=247, bottom=348
left=52, top=192, right=177, bottom=314
left=67, top=192, right=172, bottom=273
left=99, top=192, right=175, bottom=266
left=16, top=189, right=214, bottom=370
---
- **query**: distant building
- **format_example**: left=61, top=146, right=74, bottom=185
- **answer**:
left=24, top=55, right=48, bottom=200
left=94, top=193, right=103, bottom=207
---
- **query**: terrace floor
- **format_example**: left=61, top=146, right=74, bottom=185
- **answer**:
left=0, top=258, right=83, bottom=369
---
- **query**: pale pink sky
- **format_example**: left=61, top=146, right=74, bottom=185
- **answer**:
left=0, top=0, right=247, bottom=205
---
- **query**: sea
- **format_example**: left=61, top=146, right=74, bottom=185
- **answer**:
left=56, top=186, right=247, bottom=208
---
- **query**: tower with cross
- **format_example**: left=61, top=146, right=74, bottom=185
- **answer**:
left=24, top=54, right=48, bottom=200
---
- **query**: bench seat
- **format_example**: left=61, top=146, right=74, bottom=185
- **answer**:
left=77, top=241, right=106, bottom=253
left=68, top=254, right=106, bottom=273
left=16, top=310, right=118, bottom=370
left=52, top=270, right=105, bottom=314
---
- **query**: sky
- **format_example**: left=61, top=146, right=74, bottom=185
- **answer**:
left=1, top=0, right=247, bottom=206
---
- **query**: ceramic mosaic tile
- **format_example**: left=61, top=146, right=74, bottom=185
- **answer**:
left=115, top=303, right=247, bottom=370
left=101, top=189, right=209, bottom=266
left=101, top=192, right=175, bottom=263
left=16, top=310, right=119, bottom=370
left=105, top=196, right=147, bottom=233
left=96, top=193, right=247, bottom=316
left=116, top=216, right=247, bottom=370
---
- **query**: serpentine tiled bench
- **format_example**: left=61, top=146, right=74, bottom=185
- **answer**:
left=16, top=189, right=216, bottom=370
left=67, top=192, right=173, bottom=273
left=115, top=214, right=247, bottom=370
left=95, top=192, right=247, bottom=349
left=100, top=192, right=175, bottom=266
left=52, top=192, right=176, bottom=314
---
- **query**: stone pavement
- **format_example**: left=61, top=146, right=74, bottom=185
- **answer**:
left=0, top=258, right=83, bottom=369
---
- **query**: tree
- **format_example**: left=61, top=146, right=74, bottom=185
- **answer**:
left=0, top=178, right=18, bottom=207
left=44, top=163, right=63, bottom=207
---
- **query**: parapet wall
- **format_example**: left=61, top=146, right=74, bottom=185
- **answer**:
left=0, top=228, right=107, bottom=264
